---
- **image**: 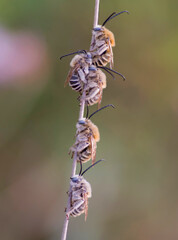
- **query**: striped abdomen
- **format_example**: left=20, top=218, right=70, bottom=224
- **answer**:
left=69, top=73, right=83, bottom=92
left=77, top=146, right=92, bottom=163
left=70, top=202, right=85, bottom=217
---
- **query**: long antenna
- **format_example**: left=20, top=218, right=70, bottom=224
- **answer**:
left=89, top=104, right=115, bottom=119
left=102, top=10, right=129, bottom=26
left=103, top=66, right=126, bottom=81
left=108, top=10, right=129, bottom=21
left=86, top=104, right=89, bottom=119
left=98, top=66, right=115, bottom=80
left=102, top=12, right=116, bottom=26
left=79, top=160, right=83, bottom=176
left=81, top=159, right=104, bottom=176
left=60, top=50, right=87, bottom=60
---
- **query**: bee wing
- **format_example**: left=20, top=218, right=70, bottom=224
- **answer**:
left=77, top=141, right=90, bottom=152
left=84, top=193, right=88, bottom=221
left=64, top=67, right=74, bottom=87
left=108, top=40, right=114, bottom=69
left=90, top=135, right=96, bottom=164
left=97, top=84, right=103, bottom=109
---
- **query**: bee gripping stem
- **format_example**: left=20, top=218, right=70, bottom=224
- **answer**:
left=61, top=1, right=100, bottom=240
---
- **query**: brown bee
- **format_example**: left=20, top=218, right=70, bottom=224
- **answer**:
left=60, top=51, right=125, bottom=108
left=60, top=50, right=92, bottom=92
left=81, top=65, right=106, bottom=107
left=83, top=65, right=127, bottom=107
left=60, top=51, right=106, bottom=107
left=66, top=159, right=103, bottom=220
left=90, top=11, right=129, bottom=68
left=69, top=104, right=114, bottom=164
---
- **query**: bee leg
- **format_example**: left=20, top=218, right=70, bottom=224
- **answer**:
left=66, top=212, right=70, bottom=220
left=85, top=87, right=100, bottom=100
left=66, top=200, right=85, bottom=217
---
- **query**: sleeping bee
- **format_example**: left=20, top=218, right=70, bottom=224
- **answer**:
left=82, top=65, right=106, bottom=107
left=90, top=11, right=129, bottom=68
left=60, top=49, right=125, bottom=108
left=83, top=64, right=127, bottom=107
left=60, top=50, right=92, bottom=92
left=69, top=104, right=114, bottom=164
left=66, top=159, right=103, bottom=220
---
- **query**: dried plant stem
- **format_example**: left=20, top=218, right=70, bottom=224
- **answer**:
left=61, top=90, right=87, bottom=240
left=93, top=0, right=100, bottom=28
left=61, top=1, right=100, bottom=239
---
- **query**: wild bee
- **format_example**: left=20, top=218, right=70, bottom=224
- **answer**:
left=69, top=104, right=114, bottom=164
left=90, top=11, right=129, bottom=68
left=60, top=50, right=92, bottom=92
left=66, top=159, right=103, bottom=220
left=60, top=50, right=125, bottom=108
left=82, top=65, right=106, bottom=107
left=83, top=65, right=126, bottom=107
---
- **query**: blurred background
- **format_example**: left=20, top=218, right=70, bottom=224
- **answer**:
left=0, top=0, right=178, bottom=239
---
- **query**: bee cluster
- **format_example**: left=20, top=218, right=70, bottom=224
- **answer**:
left=61, top=10, right=128, bottom=220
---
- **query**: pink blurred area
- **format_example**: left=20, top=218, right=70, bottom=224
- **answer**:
left=0, top=27, right=49, bottom=85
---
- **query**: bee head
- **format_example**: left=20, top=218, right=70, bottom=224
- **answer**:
left=86, top=52, right=92, bottom=59
left=93, top=25, right=102, bottom=31
left=89, top=65, right=97, bottom=72
left=70, top=175, right=83, bottom=183
left=78, top=118, right=86, bottom=125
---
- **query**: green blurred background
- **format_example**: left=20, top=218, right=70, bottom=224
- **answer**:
left=0, top=0, right=178, bottom=239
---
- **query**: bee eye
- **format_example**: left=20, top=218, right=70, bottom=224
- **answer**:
left=78, top=119, right=86, bottom=124
left=93, top=27, right=101, bottom=31
left=89, top=66, right=97, bottom=71
left=70, top=177, right=79, bottom=183
left=87, top=53, right=92, bottom=58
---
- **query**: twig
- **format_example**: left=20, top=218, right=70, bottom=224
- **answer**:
left=61, top=1, right=100, bottom=239
left=93, top=0, right=100, bottom=28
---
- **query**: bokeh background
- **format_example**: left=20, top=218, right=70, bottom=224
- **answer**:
left=0, top=0, right=178, bottom=239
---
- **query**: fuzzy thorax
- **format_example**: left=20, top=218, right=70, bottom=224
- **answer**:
left=86, top=119, right=100, bottom=142
left=70, top=55, right=83, bottom=67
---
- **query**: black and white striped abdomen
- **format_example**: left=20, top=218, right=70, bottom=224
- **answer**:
left=69, top=73, right=83, bottom=92
left=92, top=51, right=111, bottom=67
left=77, top=146, right=92, bottom=163
left=70, top=202, right=85, bottom=217
left=85, top=87, right=102, bottom=106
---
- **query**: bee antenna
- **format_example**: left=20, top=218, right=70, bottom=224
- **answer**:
left=103, top=67, right=126, bottom=81
left=89, top=104, right=115, bottom=119
left=86, top=104, right=89, bottom=119
left=102, top=12, right=116, bottom=26
left=81, top=159, right=104, bottom=176
left=60, top=50, right=87, bottom=60
left=98, top=66, right=115, bottom=80
left=79, top=160, right=83, bottom=176
left=103, top=11, right=129, bottom=26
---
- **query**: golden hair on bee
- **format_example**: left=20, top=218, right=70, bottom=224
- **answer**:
left=102, top=27, right=115, bottom=47
left=69, top=104, right=115, bottom=164
left=90, top=11, right=129, bottom=68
